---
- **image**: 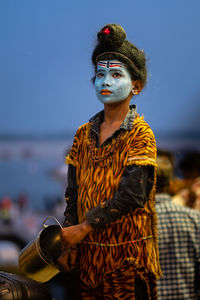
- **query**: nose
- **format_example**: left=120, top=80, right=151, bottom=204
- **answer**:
left=102, top=74, right=111, bottom=87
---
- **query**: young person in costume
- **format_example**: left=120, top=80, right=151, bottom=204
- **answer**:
left=58, top=24, right=162, bottom=299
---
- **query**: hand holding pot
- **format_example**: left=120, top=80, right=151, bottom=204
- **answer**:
left=60, top=220, right=93, bottom=248
left=57, top=246, right=78, bottom=272
left=57, top=221, right=92, bottom=272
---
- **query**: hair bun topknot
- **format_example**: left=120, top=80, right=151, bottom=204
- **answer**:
left=92, top=23, right=147, bottom=85
left=97, top=24, right=126, bottom=49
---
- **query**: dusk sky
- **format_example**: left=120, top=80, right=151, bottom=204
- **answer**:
left=1, top=0, right=200, bottom=137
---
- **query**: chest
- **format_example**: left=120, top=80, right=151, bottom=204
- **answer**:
left=99, top=122, right=121, bottom=145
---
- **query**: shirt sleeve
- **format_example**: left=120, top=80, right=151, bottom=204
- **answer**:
left=86, top=165, right=154, bottom=229
left=63, top=164, right=78, bottom=226
left=196, top=221, right=200, bottom=298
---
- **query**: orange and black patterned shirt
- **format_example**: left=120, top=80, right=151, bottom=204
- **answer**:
left=65, top=105, right=153, bottom=228
left=64, top=105, right=162, bottom=287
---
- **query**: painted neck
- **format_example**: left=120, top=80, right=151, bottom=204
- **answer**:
left=103, top=96, right=131, bottom=124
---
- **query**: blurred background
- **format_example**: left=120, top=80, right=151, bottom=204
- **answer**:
left=0, top=0, right=200, bottom=299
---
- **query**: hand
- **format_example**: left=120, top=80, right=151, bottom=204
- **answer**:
left=61, top=220, right=92, bottom=248
left=57, top=246, right=77, bottom=272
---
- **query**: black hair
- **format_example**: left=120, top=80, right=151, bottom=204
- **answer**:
left=92, top=24, right=147, bottom=85
left=179, top=151, right=200, bottom=179
left=156, top=156, right=173, bottom=193
left=157, top=148, right=175, bottom=170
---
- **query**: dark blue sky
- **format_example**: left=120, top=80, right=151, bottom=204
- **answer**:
left=1, top=0, right=200, bottom=136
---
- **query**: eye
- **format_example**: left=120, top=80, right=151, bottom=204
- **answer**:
left=112, top=72, right=122, bottom=78
left=96, top=72, right=104, bottom=78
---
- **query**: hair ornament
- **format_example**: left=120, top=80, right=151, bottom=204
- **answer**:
left=102, top=27, right=111, bottom=35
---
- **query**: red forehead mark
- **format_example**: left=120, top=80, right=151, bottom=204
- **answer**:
left=97, top=61, right=123, bottom=68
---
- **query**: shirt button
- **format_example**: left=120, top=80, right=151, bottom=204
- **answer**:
left=95, top=218, right=100, bottom=223
left=101, top=201, right=106, bottom=208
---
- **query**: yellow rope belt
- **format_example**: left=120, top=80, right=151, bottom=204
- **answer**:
left=80, top=236, right=153, bottom=247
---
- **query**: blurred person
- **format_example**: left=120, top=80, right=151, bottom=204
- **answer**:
left=179, top=151, right=200, bottom=181
left=156, top=149, right=191, bottom=207
left=179, top=151, right=200, bottom=210
left=18, top=192, right=29, bottom=212
left=171, top=181, right=196, bottom=207
left=58, top=24, right=162, bottom=299
left=171, top=151, right=200, bottom=208
left=157, top=149, right=175, bottom=170
left=0, top=195, right=13, bottom=224
left=155, top=155, right=200, bottom=299
left=187, top=177, right=200, bottom=211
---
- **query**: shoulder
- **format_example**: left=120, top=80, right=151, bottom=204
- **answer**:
left=132, top=115, right=155, bottom=141
left=66, top=122, right=91, bottom=166
left=182, top=206, right=200, bottom=224
left=73, top=122, right=91, bottom=141
left=157, top=199, right=200, bottom=215
left=76, top=122, right=90, bottom=134
left=127, top=115, right=156, bottom=166
left=157, top=200, right=200, bottom=227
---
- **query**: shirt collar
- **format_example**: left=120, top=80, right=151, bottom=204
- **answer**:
left=155, top=193, right=171, bottom=205
left=89, top=104, right=137, bottom=136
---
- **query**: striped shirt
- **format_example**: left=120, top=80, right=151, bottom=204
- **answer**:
left=156, top=194, right=200, bottom=299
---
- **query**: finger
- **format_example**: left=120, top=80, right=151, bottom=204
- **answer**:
left=57, top=250, right=71, bottom=272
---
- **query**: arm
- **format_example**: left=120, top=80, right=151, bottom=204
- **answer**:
left=195, top=218, right=200, bottom=299
left=63, top=164, right=78, bottom=226
left=61, top=164, right=154, bottom=247
left=61, top=164, right=93, bottom=247
left=86, top=165, right=154, bottom=228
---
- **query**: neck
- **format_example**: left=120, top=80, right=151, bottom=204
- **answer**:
left=103, top=97, right=131, bottom=124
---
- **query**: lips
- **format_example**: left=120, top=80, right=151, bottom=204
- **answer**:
left=101, top=89, right=112, bottom=95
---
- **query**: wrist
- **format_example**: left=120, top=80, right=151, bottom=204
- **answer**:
left=82, top=220, right=93, bottom=234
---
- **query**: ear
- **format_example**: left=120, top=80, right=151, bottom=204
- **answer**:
left=132, top=80, right=143, bottom=95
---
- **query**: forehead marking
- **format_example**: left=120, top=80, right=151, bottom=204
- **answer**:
left=109, top=62, right=123, bottom=68
left=98, top=61, right=107, bottom=67
left=97, top=61, right=123, bottom=68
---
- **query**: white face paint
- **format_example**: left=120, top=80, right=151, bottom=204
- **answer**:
left=94, top=60, right=133, bottom=104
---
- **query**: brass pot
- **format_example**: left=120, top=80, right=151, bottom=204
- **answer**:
left=18, top=216, right=62, bottom=283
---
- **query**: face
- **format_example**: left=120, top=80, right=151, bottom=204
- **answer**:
left=94, top=60, right=133, bottom=104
